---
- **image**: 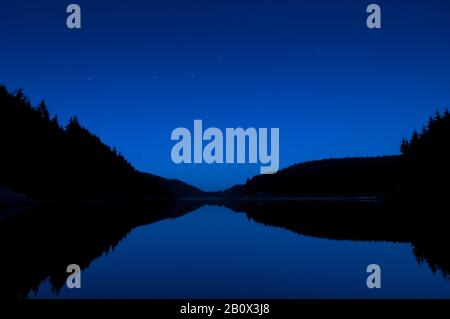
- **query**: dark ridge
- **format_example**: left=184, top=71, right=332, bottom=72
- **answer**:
left=223, top=156, right=401, bottom=198
left=0, top=85, right=203, bottom=201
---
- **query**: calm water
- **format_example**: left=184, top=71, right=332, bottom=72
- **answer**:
left=30, top=205, right=450, bottom=298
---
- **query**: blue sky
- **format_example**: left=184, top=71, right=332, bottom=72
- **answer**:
left=1, top=0, right=450, bottom=190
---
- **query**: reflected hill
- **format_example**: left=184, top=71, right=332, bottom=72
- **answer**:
left=0, top=200, right=204, bottom=300
left=219, top=199, right=450, bottom=280
left=1, top=198, right=449, bottom=300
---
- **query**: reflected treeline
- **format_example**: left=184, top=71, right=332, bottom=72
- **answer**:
left=220, top=199, right=411, bottom=243
left=1, top=198, right=449, bottom=300
left=220, top=199, right=450, bottom=279
left=409, top=216, right=450, bottom=280
left=0, top=200, right=204, bottom=300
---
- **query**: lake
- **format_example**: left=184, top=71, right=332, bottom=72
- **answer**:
left=24, top=204, right=450, bottom=299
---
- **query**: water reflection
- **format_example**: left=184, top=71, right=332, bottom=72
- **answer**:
left=1, top=200, right=449, bottom=299
left=221, top=199, right=450, bottom=280
left=0, top=200, right=204, bottom=299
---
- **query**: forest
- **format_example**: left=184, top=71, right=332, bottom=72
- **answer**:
left=400, top=109, right=450, bottom=208
left=224, top=156, right=401, bottom=198
left=0, top=85, right=201, bottom=201
left=223, top=109, right=450, bottom=208
left=1, top=84, right=449, bottom=207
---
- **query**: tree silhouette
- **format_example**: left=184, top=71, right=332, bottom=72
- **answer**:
left=51, top=114, right=59, bottom=127
left=0, top=85, right=202, bottom=200
left=400, top=107, right=450, bottom=210
left=36, top=100, right=50, bottom=120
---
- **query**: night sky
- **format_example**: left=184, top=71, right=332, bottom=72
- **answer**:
left=1, top=0, right=450, bottom=190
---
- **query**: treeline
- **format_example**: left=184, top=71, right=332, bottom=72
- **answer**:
left=225, top=109, right=450, bottom=201
left=401, top=109, right=450, bottom=206
left=225, top=156, right=401, bottom=197
left=0, top=85, right=200, bottom=200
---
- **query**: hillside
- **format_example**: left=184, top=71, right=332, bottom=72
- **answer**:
left=224, top=156, right=401, bottom=198
left=0, top=85, right=203, bottom=201
left=140, top=172, right=203, bottom=197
